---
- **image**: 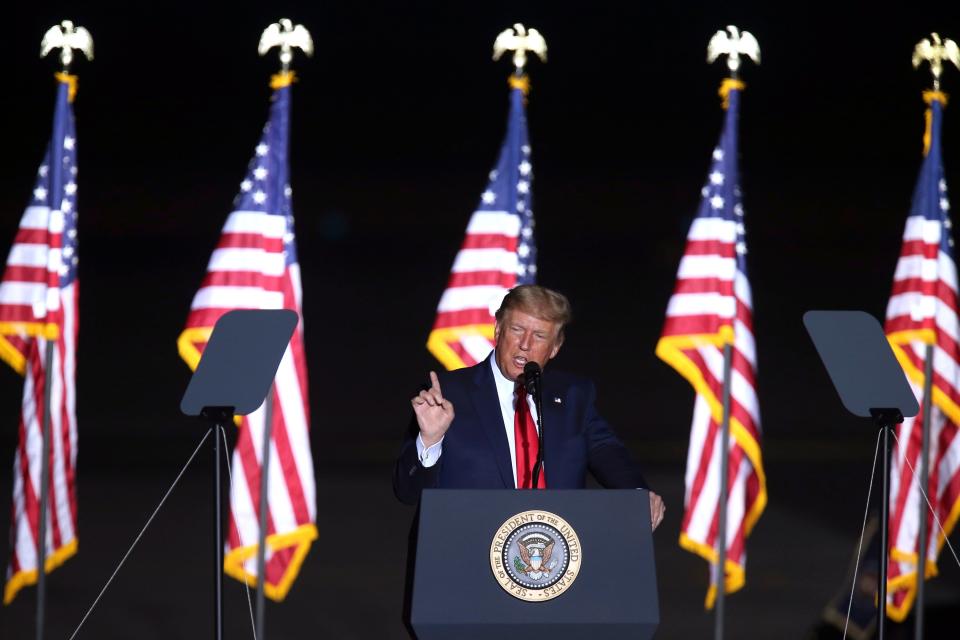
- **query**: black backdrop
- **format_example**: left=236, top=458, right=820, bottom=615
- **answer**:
left=1, top=2, right=959, bottom=638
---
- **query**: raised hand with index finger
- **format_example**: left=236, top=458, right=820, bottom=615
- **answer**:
left=411, top=371, right=455, bottom=447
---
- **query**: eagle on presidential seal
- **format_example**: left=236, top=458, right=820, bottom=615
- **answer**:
left=513, top=532, right=558, bottom=580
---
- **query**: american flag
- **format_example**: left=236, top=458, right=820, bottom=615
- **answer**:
left=177, top=73, right=316, bottom=600
left=884, top=91, right=960, bottom=621
left=426, top=76, right=536, bottom=370
left=656, top=80, right=767, bottom=607
left=0, top=74, right=80, bottom=604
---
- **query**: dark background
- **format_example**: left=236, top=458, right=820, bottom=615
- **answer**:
left=1, top=1, right=960, bottom=638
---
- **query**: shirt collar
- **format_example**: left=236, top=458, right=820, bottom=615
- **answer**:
left=489, top=352, right=517, bottom=401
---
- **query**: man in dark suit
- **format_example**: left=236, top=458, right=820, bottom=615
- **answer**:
left=393, top=285, right=665, bottom=530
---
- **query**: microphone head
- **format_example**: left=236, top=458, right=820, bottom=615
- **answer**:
left=523, top=361, right=542, bottom=378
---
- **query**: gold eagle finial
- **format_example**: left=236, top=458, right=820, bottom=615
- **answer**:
left=40, top=20, right=94, bottom=72
left=493, top=23, right=547, bottom=75
left=259, top=18, right=313, bottom=72
left=707, top=25, right=760, bottom=78
left=913, top=33, right=960, bottom=91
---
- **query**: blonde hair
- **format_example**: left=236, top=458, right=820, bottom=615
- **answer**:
left=495, top=285, right=572, bottom=339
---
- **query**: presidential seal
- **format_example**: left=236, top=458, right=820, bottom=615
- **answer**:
left=489, top=510, right=582, bottom=602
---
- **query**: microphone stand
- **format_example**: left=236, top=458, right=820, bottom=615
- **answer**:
left=529, top=372, right=545, bottom=489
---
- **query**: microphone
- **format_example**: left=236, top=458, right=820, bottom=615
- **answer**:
left=522, top=361, right=545, bottom=489
left=523, top=361, right=542, bottom=396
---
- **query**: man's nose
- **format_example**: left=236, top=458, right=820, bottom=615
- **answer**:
left=518, top=333, right=531, bottom=350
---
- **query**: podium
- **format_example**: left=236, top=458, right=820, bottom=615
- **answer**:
left=410, top=489, right=659, bottom=639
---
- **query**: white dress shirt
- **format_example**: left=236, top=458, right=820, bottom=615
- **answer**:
left=415, top=355, right=540, bottom=487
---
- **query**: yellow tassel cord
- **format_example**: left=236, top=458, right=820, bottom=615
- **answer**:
left=271, top=71, right=297, bottom=90
left=922, top=90, right=948, bottom=156
left=719, top=78, right=745, bottom=111
left=54, top=72, right=78, bottom=103
left=508, top=74, right=530, bottom=96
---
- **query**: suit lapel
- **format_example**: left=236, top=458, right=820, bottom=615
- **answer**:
left=540, top=373, right=566, bottom=487
left=470, top=360, right=515, bottom=488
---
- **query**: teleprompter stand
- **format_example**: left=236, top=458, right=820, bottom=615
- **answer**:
left=180, top=309, right=298, bottom=640
left=804, top=310, right=919, bottom=640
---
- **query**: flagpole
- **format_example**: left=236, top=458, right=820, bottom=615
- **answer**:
left=706, top=28, right=758, bottom=638
left=32, top=22, right=93, bottom=636
left=714, top=341, right=733, bottom=640
left=35, top=339, right=55, bottom=640
left=910, top=34, right=960, bottom=635
left=255, top=387, right=274, bottom=640
left=213, top=422, right=224, bottom=640
left=911, top=345, right=933, bottom=636
left=251, top=19, right=314, bottom=636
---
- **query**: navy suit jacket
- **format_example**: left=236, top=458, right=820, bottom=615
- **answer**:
left=393, top=358, right=648, bottom=505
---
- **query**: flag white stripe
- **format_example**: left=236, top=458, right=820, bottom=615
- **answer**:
left=687, top=217, right=738, bottom=243
left=0, top=282, right=47, bottom=306
left=6, top=245, right=51, bottom=269
left=665, top=293, right=736, bottom=318
left=888, top=251, right=959, bottom=291
left=461, top=335, right=495, bottom=364
left=437, top=285, right=508, bottom=313
left=191, top=286, right=284, bottom=310
left=273, top=350, right=315, bottom=517
left=223, top=211, right=287, bottom=237
left=208, top=248, right=285, bottom=276
left=465, top=211, right=521, bottom=235
left=902, top=216, right=944, bottom=244
left=451, top=248, right=519, bottom=273
left=15, top=206, right=53, bottom=231
left=677, top=255, right=736, bottom=280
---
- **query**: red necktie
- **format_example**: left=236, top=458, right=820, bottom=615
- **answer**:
left=514, top=383, right=545, bottom=489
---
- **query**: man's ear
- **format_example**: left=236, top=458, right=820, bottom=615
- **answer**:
left=549, top=336, right=563, bottom=360
left=494, top=321, right=502, bottom=343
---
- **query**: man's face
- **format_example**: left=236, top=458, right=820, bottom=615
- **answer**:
left=493, top=308, right=563, bottom=381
